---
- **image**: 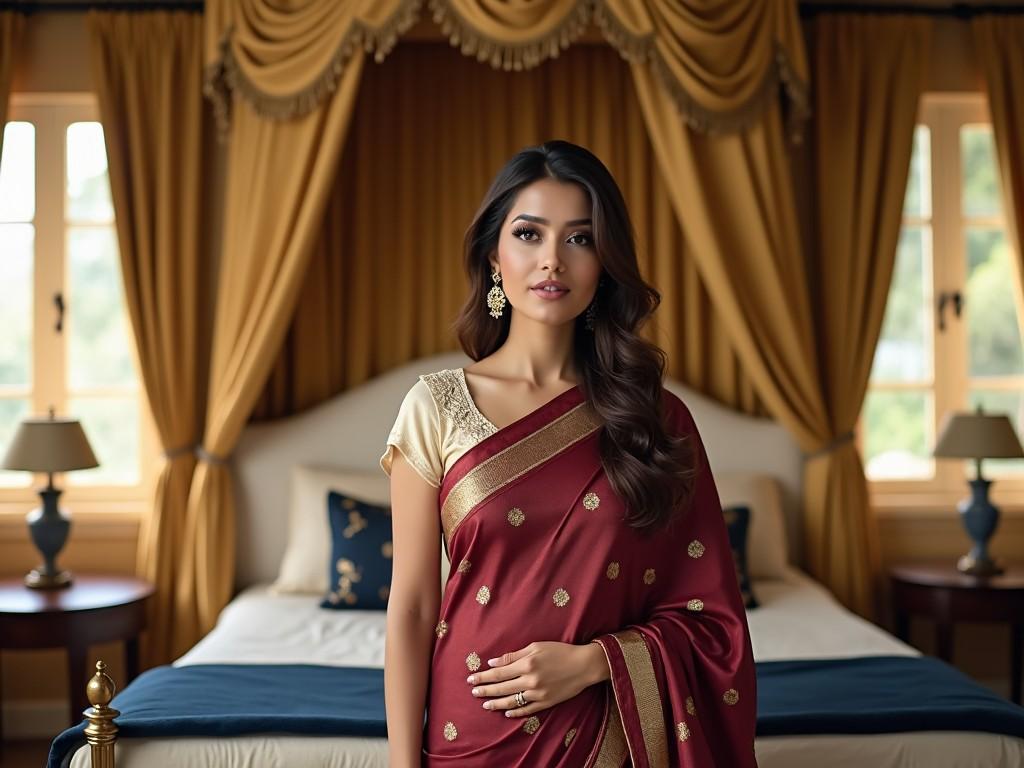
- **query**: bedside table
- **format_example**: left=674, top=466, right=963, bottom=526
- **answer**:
left=0, top=574, right=154, bottom=735
left=889, top=562, right=1024, bottom=704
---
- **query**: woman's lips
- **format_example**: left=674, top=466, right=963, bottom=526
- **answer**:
left=531, top=287, right=570, bottom=300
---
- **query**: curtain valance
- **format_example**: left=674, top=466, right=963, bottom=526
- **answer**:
left=204, top=0, right=809, bottom=134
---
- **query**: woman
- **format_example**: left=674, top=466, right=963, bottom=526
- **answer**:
left=380, top=140, right=757, bottom=767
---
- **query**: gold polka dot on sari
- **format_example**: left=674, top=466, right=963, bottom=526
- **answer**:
left=507, top=507, right=525, bottom=526
left=443, top=721, right=458, bottom=741
left=457, top=558, right=471, bottom=573
left=476, top=586, right=491, bottom=605
left=643, top=568, right=656, bottom=585
left=523, top=715, right=541, bottom=734
left=606, top=561, right=620, bottom=579
left=466, top=652, right=481, bottom=671
left=687, top=540, right=705, bottom=558
left=564, top=727, right=577, bottom=747
left=685, top=696, right=696, bottom=715
left=723, top=688, right=739, bottom=705
left=552, top=587, right=570, bottom=607
left=583, top=492, right=600, bottom=510
left=686, top=598, right=704, bottom=612
left=435, top=620, right=448, bottom=638
left=677, top=721, right=690, bottom=741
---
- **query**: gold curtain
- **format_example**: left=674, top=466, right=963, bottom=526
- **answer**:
left=805, top=15, right=931, bottom=615
left=252, top=42, right=767, bottom=421
left=177, top=58, right=358, bottom=651
left=406, top=0, right=809, bottom=132
left=86, top=10, right=205, bottom=666
left=0, top=11, right=24, bottom=159
left=182, top=0, right=425, bottom=652
left=972, top=15, right=1024, bottom=333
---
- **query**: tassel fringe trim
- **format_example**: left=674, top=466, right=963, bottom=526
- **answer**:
left=426, top=0, right=593, bottom=71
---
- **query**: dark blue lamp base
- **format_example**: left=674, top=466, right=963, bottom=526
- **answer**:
left=956, top=477, right=1004, bottom=577
left=25, top=486, right=73, bottom=589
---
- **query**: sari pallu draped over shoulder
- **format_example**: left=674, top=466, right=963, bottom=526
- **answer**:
left=425, top=384, right=757, bottom=767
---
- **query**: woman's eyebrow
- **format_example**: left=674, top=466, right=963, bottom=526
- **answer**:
left=511, top=213, right=592, bottom=227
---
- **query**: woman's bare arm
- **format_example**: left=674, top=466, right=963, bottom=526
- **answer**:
left=385, top=452, right=442, bottom=768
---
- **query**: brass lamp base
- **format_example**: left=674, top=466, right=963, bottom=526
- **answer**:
left=25, top=568, right=73, bottom=589
left=956, top=553, right=1004, bottom=577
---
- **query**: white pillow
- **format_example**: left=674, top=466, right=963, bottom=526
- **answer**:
left=714, top=472, right=788, bottom=580
left=271, top=465, right=450, bottom=595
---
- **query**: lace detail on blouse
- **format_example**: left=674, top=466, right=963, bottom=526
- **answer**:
left=421, top=369, right=498, bottom=443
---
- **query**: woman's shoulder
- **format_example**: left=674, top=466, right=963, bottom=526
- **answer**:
left=659, top=385, right=699, bottom=436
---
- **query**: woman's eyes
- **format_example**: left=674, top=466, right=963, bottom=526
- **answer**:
left=511, top=226, right=592, bottom=247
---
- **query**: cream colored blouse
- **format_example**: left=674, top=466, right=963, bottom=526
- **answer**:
left=379, top=368, right=498, bottom=489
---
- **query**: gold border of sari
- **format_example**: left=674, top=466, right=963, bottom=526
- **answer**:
left=592, top=629, right=669, bottom=768
left=592, top=681, right=628, bottom=767
left=440, top=401, right=601, bottom=544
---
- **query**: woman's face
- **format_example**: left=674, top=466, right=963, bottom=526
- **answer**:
left=489, top=178, right=603, bottom=327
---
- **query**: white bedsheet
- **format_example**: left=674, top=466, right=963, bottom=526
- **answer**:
left=69, top=567, right=1024, bottom=768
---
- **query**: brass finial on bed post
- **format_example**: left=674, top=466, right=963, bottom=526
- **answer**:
left=84, top=660, right=120, bottom=768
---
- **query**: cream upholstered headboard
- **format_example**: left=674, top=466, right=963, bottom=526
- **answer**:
left=231, top=350, right=804, bottom=589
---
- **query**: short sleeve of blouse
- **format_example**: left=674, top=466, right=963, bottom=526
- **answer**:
left=379, top=378, right=444, bottom=488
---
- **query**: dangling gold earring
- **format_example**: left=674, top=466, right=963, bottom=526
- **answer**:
left=487, top=270, right=506, bottom=319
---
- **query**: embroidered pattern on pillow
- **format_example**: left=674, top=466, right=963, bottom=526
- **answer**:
left=320, top=490, right=393, bottom=610
left=723, top=504, right=759, bottom=609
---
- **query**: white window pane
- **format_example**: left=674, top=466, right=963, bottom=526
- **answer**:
left=967, top=390, right=1024, bottom=477
left=0, top=223, right=33, bottom=387
left=0, top=398, right=32, bottom=487
left=65, top=396, right=139, bottom=486
left=0, top=122, right=34, bottom=223
left=904, top=125, right=931, bottom=219
left=870, top=226, right=932, bottom=382
left=863, top=389, right=934, bottom=480
left=961, top=125, right=1001, bottom=218
left=67, top=226, right=136, bottom=389
left=966, top=228, right=1024, bottom=377
left=66, top=122, right=114, bottom=223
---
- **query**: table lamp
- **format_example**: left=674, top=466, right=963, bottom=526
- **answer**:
left=1, top=407, right=99, bottom=588
left=933, top=404, right=1024, bottom=576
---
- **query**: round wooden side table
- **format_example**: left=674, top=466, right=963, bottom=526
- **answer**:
left=889, top=561, right=1024, bottom=705
left=0, top=574, right=154, bottom=736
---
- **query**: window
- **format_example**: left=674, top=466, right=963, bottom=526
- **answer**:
left=0, top=94, right=157, bottom=513
left=863, top=93, right=1024, bottom=508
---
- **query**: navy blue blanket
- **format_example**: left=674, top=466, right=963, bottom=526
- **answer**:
left=48, top=656, right=1024, bottom=767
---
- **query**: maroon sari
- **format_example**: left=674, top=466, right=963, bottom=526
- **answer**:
left=422, top=384, right=758, bottom=767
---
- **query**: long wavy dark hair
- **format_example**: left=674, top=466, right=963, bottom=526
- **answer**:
left=452, top=140, right=698, bottom=535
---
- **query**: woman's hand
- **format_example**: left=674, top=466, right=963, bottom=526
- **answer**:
left=465, top=641, right=610, bottom=718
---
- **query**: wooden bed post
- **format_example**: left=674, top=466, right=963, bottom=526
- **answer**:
left=83, top=660, right=120, bottom=768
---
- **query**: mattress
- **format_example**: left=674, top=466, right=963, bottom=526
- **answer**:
left=68, top=567, right=1024, bottom=768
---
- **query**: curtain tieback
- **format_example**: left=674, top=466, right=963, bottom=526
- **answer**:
left=196, top=446, right=229, bottom=466
left=163, top=443, right=196, bottom=461
left=807, top=430, right=855, bottom=459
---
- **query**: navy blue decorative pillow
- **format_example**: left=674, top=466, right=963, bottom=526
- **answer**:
left=320, top=491, right=393, bottom=610
left=723, top=505, right=759, bottom=609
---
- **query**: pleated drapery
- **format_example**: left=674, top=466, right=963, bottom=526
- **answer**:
left=86, top=10, right=205, bottom=666
left=252, top=43, right=768, bottom=421
left=804, top=15, right=932, bottom=616
left=972, top=15, right=1024, bottom=342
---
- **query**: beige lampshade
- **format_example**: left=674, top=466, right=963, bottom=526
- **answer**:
left=1, top=416, right=99, bottom=472
left=933, top=408, right=1024, bottom=460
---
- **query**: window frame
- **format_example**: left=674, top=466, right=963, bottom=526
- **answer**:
left=0, top=92, right=158, bottom=517
left=866, top=92, right=1024, bottom=516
